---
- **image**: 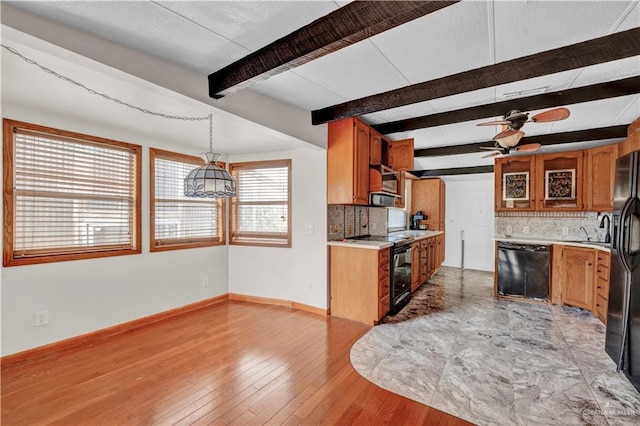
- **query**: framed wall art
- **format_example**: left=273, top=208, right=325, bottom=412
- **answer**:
left=503, top=171, right=529, bottom=201
left=545, top=169, right=575, bottom=200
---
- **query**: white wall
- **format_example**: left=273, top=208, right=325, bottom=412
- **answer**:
left=442, top=174, right=495, bottom=271
left=227, top=148, right=328, bottom=309
left=0, top=28, right=325, bottom=355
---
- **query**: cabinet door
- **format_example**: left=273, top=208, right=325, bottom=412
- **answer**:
left=412, top=178, right=442, bottom=221
left=369, top=130, right=382, bottom=166
left=354, top=119, right=370, bottom=205
left=495, top=156, right=536, bottom=211
left=561, top=247, right=595, bottom=310
left=537, top=151, right=584, bottom=211
left=586, top=144, right=617, bottom=211
left=387, top=138, right=414, bottom=171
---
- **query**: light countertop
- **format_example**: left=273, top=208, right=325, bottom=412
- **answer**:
left=493, top=236, right=611, bottom=252
left=327, top=230, right=444, bottom=250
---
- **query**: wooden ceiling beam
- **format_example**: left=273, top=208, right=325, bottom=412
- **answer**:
left=208, top=1, right=457, bottom=98
left=412, top=165, right=494, bottom=177
left=312, top=27, right=640, bottom=124
left=373, top=76, right=640, bottom=135
left=414, top=125, right=629, bottom=158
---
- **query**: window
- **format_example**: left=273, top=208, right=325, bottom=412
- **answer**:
left=150, top=148, right=225, bottom=251
left=230, top=159, right=291, bottom=247
left=2, top=119, right=141, bottom=266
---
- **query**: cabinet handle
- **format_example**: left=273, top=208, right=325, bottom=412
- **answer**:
left=596, top=304, right=600, bottom=307
left=597, top=270, right=602, bottom=273
left=597, top=286, right=602, bottom=289
left=587, top=263, right=593, bottom=266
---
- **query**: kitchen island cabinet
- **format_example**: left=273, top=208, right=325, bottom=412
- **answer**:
left=329, top=245, right=390, bottom=325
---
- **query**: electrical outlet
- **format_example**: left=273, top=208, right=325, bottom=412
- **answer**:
left=506, top=226, right=513, bottom=234
left=562, top=227, right=569, bottom=235
left=329, top=224, right=336, bottom=234
left=306, top=281, right=312, bottom=292
left=202, top=277, right=209, bottom=287
left=34, top=311, right=48, bottom=327
left=305, top=225, right=314, bottom=234
left=523, top=226, right=529, bottom=234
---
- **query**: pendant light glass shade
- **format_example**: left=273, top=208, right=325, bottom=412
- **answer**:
left=184, top=114, right=236, bottom=198
left=184, top=152, right=236, bottom=198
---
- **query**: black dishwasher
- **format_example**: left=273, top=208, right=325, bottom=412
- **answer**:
left=497, top=242, right=550, bottom=300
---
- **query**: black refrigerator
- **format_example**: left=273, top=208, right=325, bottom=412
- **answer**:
left=605, top=149, right=640, bottom=392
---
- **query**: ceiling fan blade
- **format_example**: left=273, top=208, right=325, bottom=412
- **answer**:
left=482, top=151, right=502, bottom=158
left=531, top=107, right=570, bottom=123
left=477, top=120, right=511, bottom=126
left=514, top=143, right=542, bottom=153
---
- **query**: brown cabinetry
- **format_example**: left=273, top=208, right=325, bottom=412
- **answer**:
left=537, top=151, right=585, bottom=211
left=385, top=138, right=414, bottom=171
left=412, top=178, right=446, bottom=231
left=411, top=241, right=421, bottom=292
left=594, top=251, right=610, bottom=324
left=619, top=116, right=640, bottom=157
left=327, top=118, right=370, bottom=205
left=585, top=144, right=618, bottom=211
left=369, top=129, right=382, bottom=166
left=560, top=246, right=595, bottom=311
left=495, top=156, right=536, bottom=211
left=330, top=245, right=390, bottom=325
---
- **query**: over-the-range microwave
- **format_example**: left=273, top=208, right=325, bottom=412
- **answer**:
left=370, top=193, right=398, bottom=207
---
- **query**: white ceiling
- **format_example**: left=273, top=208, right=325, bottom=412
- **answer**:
left=4, top=0, right=640, bottom=171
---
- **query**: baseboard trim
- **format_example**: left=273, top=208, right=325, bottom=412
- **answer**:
left=228, top=293, right=290, bottom=307
left=291, top=301, right=330, bottom=316
left=229, top=293, right=329, bottom=316
left=1, top=294, right=228, bottom=368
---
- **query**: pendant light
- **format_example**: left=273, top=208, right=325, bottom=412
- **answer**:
left=184, top=114, right=236, bottom=198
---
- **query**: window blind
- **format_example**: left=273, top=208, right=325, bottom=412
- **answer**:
left=152, top=150, right=223, bottom=249
left=230, top=159, right=291, bottom=246
left=9, top=126, right=139, bottom=262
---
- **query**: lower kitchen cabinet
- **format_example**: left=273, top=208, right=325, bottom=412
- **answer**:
left=411, top=241, right=421, bottom=292
left=552, top=244, right=610, bottom=322
left=594, top=251, right=611, bottom=324
left=560, top=246, right=595, bottom=310
left=330, top=245, right=390, bottom=325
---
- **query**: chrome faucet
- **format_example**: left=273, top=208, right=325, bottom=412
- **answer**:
left=579, top=226, right=590, bottom=241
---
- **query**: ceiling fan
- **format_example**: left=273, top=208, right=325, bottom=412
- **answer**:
left=477, top=107, right=570, bottom=158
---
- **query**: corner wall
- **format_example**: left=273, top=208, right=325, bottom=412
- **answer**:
left=227, top=148, right=328, bottom=310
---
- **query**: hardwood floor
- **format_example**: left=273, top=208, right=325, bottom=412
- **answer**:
left=1, top=301, right=469, bottom=425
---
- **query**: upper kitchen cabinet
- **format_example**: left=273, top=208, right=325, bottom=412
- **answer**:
left=536, top=151, right=584, bottom=211
left=385, top=138, right=414, bottom=171
left=585, top=144, right=618, bottom=211
left=369, top=129, right=383, bottom=166
left=494, top=156, right=536, bottom=211
left=412, top=178, right=446, bottom=231
left=328, top=118, right=370, bottom=205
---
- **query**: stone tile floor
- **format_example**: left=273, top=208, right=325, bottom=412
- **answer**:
left=350, top=267, right=640, bottom=425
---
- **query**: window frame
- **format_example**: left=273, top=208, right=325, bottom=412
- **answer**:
left=229, top=159, right=292, bottom=248
left=2, top=118, right=142, bottom=267
left=149, top=148, right=226, bottom=252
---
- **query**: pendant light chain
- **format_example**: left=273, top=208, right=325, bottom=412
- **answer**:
left=2, top=43, right=236, bottom=198
left=1, top=44, right=210, bottom=123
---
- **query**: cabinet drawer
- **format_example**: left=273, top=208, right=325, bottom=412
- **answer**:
left=595, top=294, right=607, bottom=323
left=379, top=277, right=390, bottom=298
left=596, top=276, right=609, bottom=299
left=378, top=295, right=390, bottom=319
left=596, top=253, right=610, bottom=268
left=378, top=248, right=390, bottom=263
left=379, top=260, right=390, bottom=279
left=596, top=265, right=609, bottom=282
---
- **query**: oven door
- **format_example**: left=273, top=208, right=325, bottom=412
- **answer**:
left=390, top=244, right=412, bottom=313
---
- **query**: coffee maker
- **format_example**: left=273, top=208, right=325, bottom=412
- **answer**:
left=411, top=211, right=427, bottom=230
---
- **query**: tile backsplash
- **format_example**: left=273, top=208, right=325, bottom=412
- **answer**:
left=328, top=205, right=395, bottom=240
left=495, top=211, right=611, bottom=242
